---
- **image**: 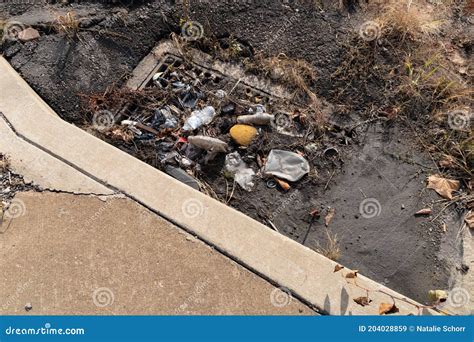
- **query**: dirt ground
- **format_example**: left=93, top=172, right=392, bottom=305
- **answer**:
left=1, top=0, right=472, bottom=305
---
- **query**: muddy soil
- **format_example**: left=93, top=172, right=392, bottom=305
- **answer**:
left=1, top=0, right=471, bottom=304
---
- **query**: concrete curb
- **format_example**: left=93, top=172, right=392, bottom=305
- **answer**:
left=0, top=116, right=114, bottom=195
left=0, top=56, right=436, bottom=315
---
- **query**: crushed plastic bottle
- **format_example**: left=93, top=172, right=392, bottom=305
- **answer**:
left=183, top=106, right=217, bottom=131
left=263, top=149, right=310, bottom=182
left=224, top=152, right=255, bottom=192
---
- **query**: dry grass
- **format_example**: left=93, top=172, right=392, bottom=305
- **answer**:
left=317, top=228, right=341, bottom=261
left=54, top=11, right=80, bottom=37
left=379, top=1, right=444, bottom=40
left=398, top=48, right=472, bottom=107
left=258, top=54, right=316, bottom=94
left=254, top=53, right=326, bottom=125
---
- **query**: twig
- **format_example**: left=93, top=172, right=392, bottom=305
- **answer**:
left=302, top=217, right=316, bottom=245
left=267, top=219, right=279, bottom=233
left=225, top=181, right=236, bottom=204
left=324, top=170, right=336, bottom=191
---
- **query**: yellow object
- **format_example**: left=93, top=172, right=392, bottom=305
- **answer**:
left=230, top=124, right=257, bottom=146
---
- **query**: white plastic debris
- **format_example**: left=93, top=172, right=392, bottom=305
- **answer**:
left=225, top=152, right=255, bottom=191
left=263, top=149, right=310, bottom=182
left=183, top=106, right=217, bottom=131
left=120, top=120, right=142, bottom=135
left=152, top=72, right=163, bottom=81
left=215, top=90, right=227, bottom=99
left=187, top=136, right=228, bottom=153
left=121, top=119, right=137, bottom=126
left=237, top=113, right=275, bottom=125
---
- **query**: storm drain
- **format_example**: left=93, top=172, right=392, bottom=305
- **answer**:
left=94, top=40, right=317, bottom=189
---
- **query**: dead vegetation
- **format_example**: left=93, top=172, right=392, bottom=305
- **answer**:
left=330, top=0, right=472, bottom=179
left=375, top=0, right=446, bottom=40
left=317, top=228, right=341, bottom=261
left=53, top=11, right=80, bottom=37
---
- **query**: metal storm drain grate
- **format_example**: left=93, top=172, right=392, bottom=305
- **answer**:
left=92, top=40, right=321, bottom=192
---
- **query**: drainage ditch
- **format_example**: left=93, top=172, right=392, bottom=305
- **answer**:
left=85, top=40, right=462, bottom=304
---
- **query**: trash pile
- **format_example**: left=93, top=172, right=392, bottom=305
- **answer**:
left=93, top=55, right=316, bottom=194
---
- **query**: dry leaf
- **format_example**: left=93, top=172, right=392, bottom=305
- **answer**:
left=325, top=208, right=336, bottom=227
left=107, top=128, right=134, bottom=142
left=427, top=175, right=460, bottom=200
left=354, top=296, right=372, bottom=307
left=345, top=270, right=358, bottom=279
left=334, top=265, right=344, bottom=273
left=439, top=154, right=456, bottom=168
left=379, top=303, right=399, bottom=315
left=415, top=208, right=432, bottom=216
left=465, top=211, right=474, bottom=229
left=275, top=178, right=290, bottom=191
left=310, top=208, right=320, bottom=218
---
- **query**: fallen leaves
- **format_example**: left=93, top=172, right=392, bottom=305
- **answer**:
left=438, top=154, right=456, bottom=168
left=345, top=270, right=358, bottom=279
left=465, top=211, right=474, bottom=229
left=379, top=302, right=399, bottom=315
left=325, top=208, right=336, bottom=227
left=354, top=296, right=372, bottom=307
left=415, top=208, right=432, bottom=216
left=427, top=175, right=460, bottom=200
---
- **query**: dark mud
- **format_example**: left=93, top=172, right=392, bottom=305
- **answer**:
left=1, top=0, right=470, bottom=303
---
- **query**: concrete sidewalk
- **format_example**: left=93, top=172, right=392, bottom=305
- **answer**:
left=0, top=191, right=312, bottom=315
